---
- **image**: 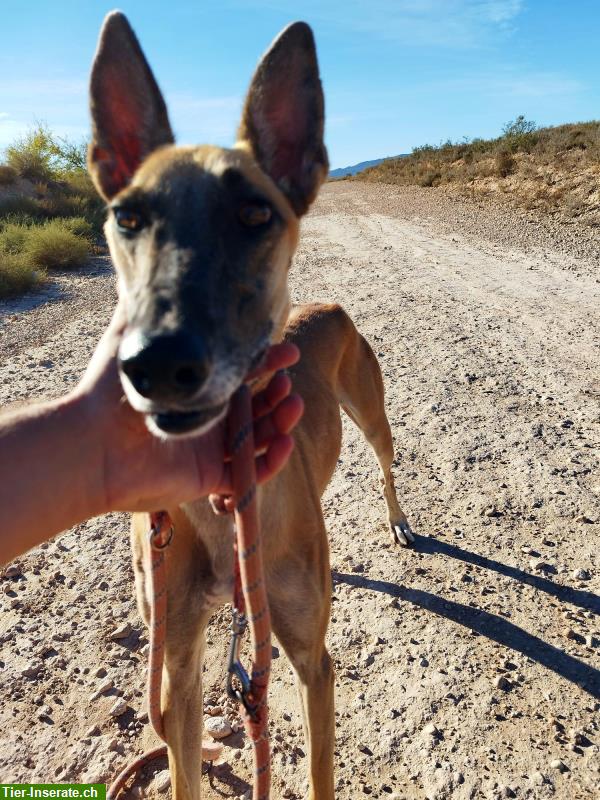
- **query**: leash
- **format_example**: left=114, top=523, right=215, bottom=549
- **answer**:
left=225, top=384, right=272, bottom=800
left=108, top=384, right=271, bottom=799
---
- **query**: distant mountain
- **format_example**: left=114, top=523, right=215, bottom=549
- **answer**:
left=329, top=155, right=406, bottom=178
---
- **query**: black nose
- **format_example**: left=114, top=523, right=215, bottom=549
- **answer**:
left=119, top=330, right=210, bottom=403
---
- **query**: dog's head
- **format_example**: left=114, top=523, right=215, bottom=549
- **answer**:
left=88, top=12, right=327, bottom=437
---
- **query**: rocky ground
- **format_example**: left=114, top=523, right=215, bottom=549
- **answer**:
left=0, top=181, right=598, bottom=799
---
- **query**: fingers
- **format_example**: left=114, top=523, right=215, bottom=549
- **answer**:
left=252, top=369, right=291, bottom=419
left=253, top=393, right=304, bottom=451
left=255, top=434, right=295, bottom=484
left=214, top=408, right=299, bottom=499
left=246, top=342, right=300, bottom=380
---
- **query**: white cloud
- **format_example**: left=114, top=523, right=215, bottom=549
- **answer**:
left=229, top=0, right=524, bottom=47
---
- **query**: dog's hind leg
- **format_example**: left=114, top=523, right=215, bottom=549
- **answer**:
left=335, top=314, right=414, bottom=546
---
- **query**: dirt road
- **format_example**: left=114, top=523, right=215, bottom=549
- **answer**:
left=1, top=181, right=598, bottom=799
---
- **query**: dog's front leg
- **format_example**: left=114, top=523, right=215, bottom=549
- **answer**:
left=162, top=604, right=211, bottom=800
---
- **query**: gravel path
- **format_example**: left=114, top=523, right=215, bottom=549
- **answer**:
left=1, top=181, right=598, bottom=799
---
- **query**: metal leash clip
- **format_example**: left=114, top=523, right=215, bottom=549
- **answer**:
left=149, top=512, right=174, bottom=550
left=226, top=609, right=258, bottom=720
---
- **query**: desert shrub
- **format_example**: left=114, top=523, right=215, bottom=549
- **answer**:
left=5, top=123, right=89, bottom=182
left=495, top=149, right=516, bottom=178
left=0, top=221, right=30, bottom=254
left=5, top=125, right=56, bottom=181
left=62, top=169, right=97, bottom=198
left=502, top=115, right=537, bottom=138
left=61, top=216, right=94, bottom=239
left=419, top=170, right=441, bottom=187
left=0, top=251, right=45, bottom=299
left=23, top=219, right=91, bottom=270
left=0, top=165, right=18, bottom=185
left=501, top=115, right=538, bottom=153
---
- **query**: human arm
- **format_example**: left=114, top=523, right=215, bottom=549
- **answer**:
left=0, top=306, right=302, bottom=564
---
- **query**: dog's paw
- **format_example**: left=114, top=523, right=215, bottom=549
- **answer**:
left=391, top=519, right=415, bottom=547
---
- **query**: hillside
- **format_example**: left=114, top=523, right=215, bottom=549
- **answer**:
left=356, top=118, right=600, bottom=225
left=330, top=156, right=405, bottom=178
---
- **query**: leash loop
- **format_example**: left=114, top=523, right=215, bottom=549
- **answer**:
left=149, top=511, right=173, bottom=550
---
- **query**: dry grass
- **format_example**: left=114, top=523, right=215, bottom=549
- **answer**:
left=357, top=120, right=600, bottom=224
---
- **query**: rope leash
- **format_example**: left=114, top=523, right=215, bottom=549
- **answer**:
left=226, top=385, right=272, bottom=800
left=108, top=385, right=271, bottom=799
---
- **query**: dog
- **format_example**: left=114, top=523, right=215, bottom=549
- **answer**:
left=88, top=12, right=414, bottom=800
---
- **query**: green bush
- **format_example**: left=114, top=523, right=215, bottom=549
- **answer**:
left=0, top=251, right=45, bottom=298
left=0, top=165, right=18, bottom=185
left=501, top=115, right=538, bottom=153
left=0, top=222, right=30, bottom=254
left=23, top=219, right=91, bottom=270
left=61, top=216, right=94, bottom=239
left=4, top=123, right=89, bottom=182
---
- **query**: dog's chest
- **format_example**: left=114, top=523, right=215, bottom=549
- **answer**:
left=182, top=500, right=237, bottom=610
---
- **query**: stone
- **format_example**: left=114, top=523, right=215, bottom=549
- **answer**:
left=585, top=634, right=597, bottom=648
left=204, top=716, right=233, bottom=739
left=494, top=675, right=511, bottom=691
left=572, top=568, right=590, bottom=580
left=550, top=759, right=568, bottom=772
left=110, top=623, right=132, bottom=640
left=3, top=564, right=22, bottom=578
left=154, top=771, right=171, bottom=793
left=423, top=722, right=439, bottom=737
left=109, top=699, right=127, bottom=717
left=91, top=679, right=114, bottom=700
left=21, top=663, right=42, bottom=679
left=530, top=560, right=551, bottom=572
left=531, top=771, right=547, bottom=786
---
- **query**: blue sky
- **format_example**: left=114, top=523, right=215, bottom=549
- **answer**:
left=1, top=1, right=598, bottom=168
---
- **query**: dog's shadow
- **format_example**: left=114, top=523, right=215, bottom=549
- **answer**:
left=332, top=533, right=600, bottom=699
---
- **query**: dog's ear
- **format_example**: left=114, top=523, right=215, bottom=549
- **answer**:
left=88, top=11, right=174, bottom=199
left=237, top=22, right=328, bottom=216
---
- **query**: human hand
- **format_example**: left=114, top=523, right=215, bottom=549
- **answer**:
left=76, top=304, right=303, bottom=513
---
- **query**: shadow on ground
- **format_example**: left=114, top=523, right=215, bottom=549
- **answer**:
left=332, top=535, right=600, bottom=699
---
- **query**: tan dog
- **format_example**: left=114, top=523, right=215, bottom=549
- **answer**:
left=88, top=12, right=414, bottom=800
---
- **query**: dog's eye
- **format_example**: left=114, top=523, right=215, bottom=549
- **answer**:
left=115, top=208, right=144, bottom=232
left=239, top=203, right=272, bottom=227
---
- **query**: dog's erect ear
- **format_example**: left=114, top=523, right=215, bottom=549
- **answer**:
left=237, top=22, right=328, bottom=216
left=88, top=11, right=174, bottom=199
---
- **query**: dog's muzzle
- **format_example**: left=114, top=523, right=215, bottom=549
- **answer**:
left=119, top=329, right=210, bottom=404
